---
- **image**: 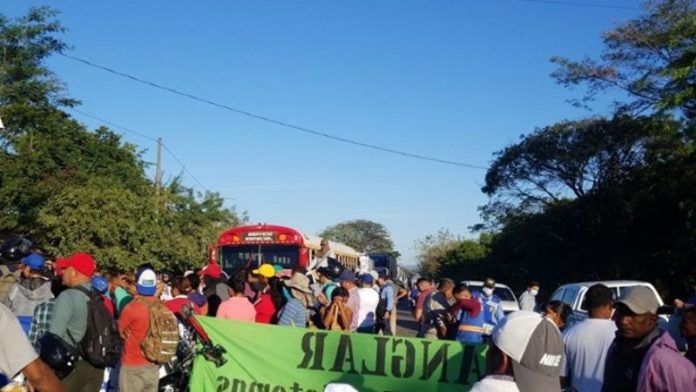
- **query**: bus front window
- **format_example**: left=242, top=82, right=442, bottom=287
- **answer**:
left=219, top=245, right=300, bottom=271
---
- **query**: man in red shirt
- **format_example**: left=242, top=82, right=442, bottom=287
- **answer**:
left=251, top=264, right=277, bottom=324
left=118, top=267, right=160, bottom=392
left=414, top=278, right=435, bottom=324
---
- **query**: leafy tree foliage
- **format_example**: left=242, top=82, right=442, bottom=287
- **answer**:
left=427, top=1, right=696, bottom=299
left=552, top=0, right=696, bottom=119
left=414, top=229, right=460, bottom=278
left=320, top=219, right=395, bottom=254
left=0, top=6, right=77, bottom=145
left=0, top=7, right=243, bottom=272
left=482, top=115, right=683, bottom=219
left=437, top=234, right=492, bottom=280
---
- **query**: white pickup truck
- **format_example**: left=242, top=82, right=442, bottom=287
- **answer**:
left=550, top=280, right=684, bottom=349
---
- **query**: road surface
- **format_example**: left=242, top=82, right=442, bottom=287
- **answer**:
left=395, top=299, right=419, bottom=337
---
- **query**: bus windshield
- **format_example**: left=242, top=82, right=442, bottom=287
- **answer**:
left=219, top=244, right=300, bottom=271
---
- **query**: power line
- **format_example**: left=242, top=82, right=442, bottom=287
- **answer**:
left=59, top=52, right=488, bottom=170
left=69, top=108, right=158, bottom=142
left=160, top=143, right=210, bottom=193
left=514, top=0, right=640, bottom=11
left=68, top=108, right=215, bottom=193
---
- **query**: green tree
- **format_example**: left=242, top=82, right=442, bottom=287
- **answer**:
left=0, top=6, right=77, bottom=145
left=414, top=229, right=459, bottom=278
left=551, top=0, right=696, bottom=119
left=482, top=115, right=682, bottom=221
left=437, top=234, right=492, bottom=280
left=153, top=179, right=245, bottom=271
left=0, top=7, right=244, bottom=272
left=474, top=0, right=696, bottom=298
left=36, top=177, right=159, bottom=270
left=479, top=115, right=695, bottom=297
left=320, top=219, right=396, bottom=254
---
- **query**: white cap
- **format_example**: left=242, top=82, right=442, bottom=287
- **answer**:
left=492, top=311, right=564, bottom=392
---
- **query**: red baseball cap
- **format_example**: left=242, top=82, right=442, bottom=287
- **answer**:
left=199, top=262, right=222, bottom=279
left=56, top=252, right=97, bottom=277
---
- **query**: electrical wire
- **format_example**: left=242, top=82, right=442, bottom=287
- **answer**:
left=59, top=52, right=488, bottom=170
left=68, top=107, right=215, bottom=194
left=70, top=108, right=158, bottom=142
left=160, top=143, right=210, bottom=193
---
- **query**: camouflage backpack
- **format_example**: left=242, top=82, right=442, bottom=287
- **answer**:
left=136, top=297, right=181, bottom=364
left=0, top=265, right=20, bottom=304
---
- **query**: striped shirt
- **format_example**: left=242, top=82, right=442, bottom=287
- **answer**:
left=278, top=298, right=306, bottom=327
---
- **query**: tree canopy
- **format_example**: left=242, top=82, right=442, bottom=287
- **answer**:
left=552, top=0, right=696, bottom=120
left=319, top=219, right=396, bottom=254
left=481, top=115, right=684, bottom=220
left=0, top=7, right=244, bottom=272
left=421, top=0, right=696, bottom=299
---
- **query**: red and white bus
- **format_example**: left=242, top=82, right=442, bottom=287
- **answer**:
left=211, top=224, right=360, bottom=273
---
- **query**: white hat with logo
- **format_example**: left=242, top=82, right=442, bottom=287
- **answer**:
left=492, top=310, right=565, bottom=392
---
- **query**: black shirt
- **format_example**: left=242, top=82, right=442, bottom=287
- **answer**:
left=602, top=327, right=661, bottom=392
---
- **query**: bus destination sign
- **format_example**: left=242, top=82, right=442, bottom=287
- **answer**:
left=243, top=231, right=277, bottom=242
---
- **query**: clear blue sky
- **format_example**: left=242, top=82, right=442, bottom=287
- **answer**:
left=6, top=1, right=641, bottom=266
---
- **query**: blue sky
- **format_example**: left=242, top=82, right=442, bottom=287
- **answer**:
left=6, top=1, right=641, bottom=266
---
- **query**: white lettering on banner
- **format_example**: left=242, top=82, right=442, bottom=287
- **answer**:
left=538, top=354, right=562, bottom=367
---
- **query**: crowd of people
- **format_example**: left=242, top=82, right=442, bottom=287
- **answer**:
left=2, top=237, right=696, bottom=392
left=0, top=242, right=414, bottom=392
left=411, top=277, right=506, bottom=342
left=408, top=276, right=696, bottom=391
left=211, top=261, right=410, bottom=335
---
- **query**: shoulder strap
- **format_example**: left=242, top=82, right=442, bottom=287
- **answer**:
left=423, top=291, right=435, bottom=312
left=66, top=329, right=79, bottom=347
left=72, top=285, right=95, bottom=298
left=136, top=296, right=161, bottom=312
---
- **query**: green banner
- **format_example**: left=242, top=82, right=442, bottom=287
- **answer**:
left=191, top=316, right=487, bottom=392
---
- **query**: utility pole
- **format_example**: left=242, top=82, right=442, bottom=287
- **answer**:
left=155, top=137, right=163, bottom=195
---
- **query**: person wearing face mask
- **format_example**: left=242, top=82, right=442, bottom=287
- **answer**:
left=478, top=277, right=505, bottom=341
left=518, top=281, right=540, bottom=312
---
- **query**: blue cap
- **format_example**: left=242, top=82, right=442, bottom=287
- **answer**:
left=360, top=273, right=374, bottom=284
left=338, top=270, right=356, bottom=282
left=91, top=276, right=109, bottom=294
left=21, top=253, right=45, bottom=270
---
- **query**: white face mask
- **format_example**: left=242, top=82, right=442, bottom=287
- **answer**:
left=483, top=287, right=494, bottom=297
left=530, top=288, right=539, bottom=296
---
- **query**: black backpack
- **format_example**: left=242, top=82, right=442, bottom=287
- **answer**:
left=69, top=286, right=122, bottom=368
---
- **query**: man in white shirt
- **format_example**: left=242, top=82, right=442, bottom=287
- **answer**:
left=356, top=273, right=379, bottom=333
left=518, top=281, right=539, bottom=312
left=561, top=284, right=617, bottom=392
left=307, top=239, right=335, bottom=272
